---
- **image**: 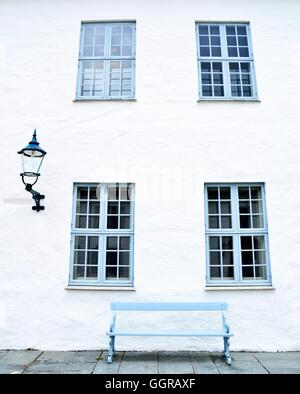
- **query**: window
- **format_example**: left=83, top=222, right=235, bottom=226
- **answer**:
left=205, top=184, right=271, bottom=286
left=69, top=183, right=134, bottom=286
left=196, top=23, right=257, bottom=100
left=76, top=22, right=136, bottom=99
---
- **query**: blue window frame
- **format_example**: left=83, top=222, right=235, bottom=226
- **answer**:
left=69, top=183, right=135, bottom=287
left=76, top=22, right=136, bottom=99
left=196, top=23, right=258, bottom=100
left=205, top=184, right=272, bottom=286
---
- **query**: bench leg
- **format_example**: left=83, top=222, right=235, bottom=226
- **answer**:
left=107, top=336, right=116, bottom=364
left=223, top=337, right=231, bottom=366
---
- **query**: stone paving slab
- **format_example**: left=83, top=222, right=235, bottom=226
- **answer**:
left=212, top=353, right=268, bottom=374
left=23, top=362, right=96, bottom=374
left=158, top=352, right=194, bottom=374
left=253, top=352, right=300, bottom=374
left=0, top=365, right=25, bottom=374
left=36, top=350, right=101, bottom=364
left=0, top=350, right=42, bottom=366
left=93, top=351, right=124, bottom=374
left=190, top=352, right=219, bottom=374
left=119, top=352, right=158, bottom=374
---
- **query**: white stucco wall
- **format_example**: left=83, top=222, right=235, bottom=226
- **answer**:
left=0, top=0, right=300, bottom=352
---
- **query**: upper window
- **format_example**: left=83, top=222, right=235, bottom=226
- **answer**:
left=196, top=23, right=257, bottom=100
left=69, top=183, right=135, bottom=287
left=205, top=184, right=272, bottom=286
left=76, top=22, right=136, bottom=100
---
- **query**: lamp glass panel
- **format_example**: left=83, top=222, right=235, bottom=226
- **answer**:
left=21, top=154, right=44, bottom=175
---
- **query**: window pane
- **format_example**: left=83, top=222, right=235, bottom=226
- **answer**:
left=88, top=237, right=98, bottom=250
left=202, top=85, right=212, bottom=96
left=88, top=216, right=99, bottom=229
left=221, top=202, right=231, bottom=214
left=220, top=187, right=230, bottom=199
left=255, top=266, right=267, bottom=279
left=253, top=236, right=265, bottom=249
left=211, top=47, right=221, bottom=56
left=106, top=267, right=117, bottom=279
left=210, top=267, right=221, bottom=278
left=119, top=252, right=130, bottom=265
left=119, top=267, right=130, bottom=279
left=242, top=251, right=253, bottom=265
left=223, top=266, right=234, bottom=279
left=222, top=236, right=233, bottom=250
left=226, top=26, right=236, bottom=35
left=211, top=36, right=220, bottom=45
left=210, top=26, right=220, bottom=35
left=87, top=251, right=98, bottom=265
left=200, top=47, right=210, bottom=57
left=89, top=187, right=99, bottom=200
left=86, top=266, right=98, bottom=278
left=254, top=251, right=266, bottom=265
left=120, top=236, right=130, bottom=250
left=77, top=187, right=88, bottom=199
left=199, top=25, right=209, bottom=35
left=107, top=216, right=118, bottom=229
left=108, top=201, right=118, bottom=214
left=207, top=187, right=218, bottom=199
left=107, top=236, right=118, bottom=250
left=227, top=36, right=237, bottom=46
left=74, top=266, right=85, bottom=279
left=239, top=47, right=249, bottom=57
left=120, top=216, right=130, bottom=229
left=222, top=251, right=233, bottom=265
left=209, top=216, right=219, bottom=228
left=241, top=236, right=252, bottom=250
left=200, top=36, right=209, bottom=45
left=208, top=201, right=219, bottom=214
left=228, top=47, right=238, bottom=57
left=76, top=215, right=87, bottom=228
left=253, top=215, right=264, bottom=228
left=237, top=26, right=247, bottom=35
left=251, top=187, right=262, bottom=199
left=120, top=185, right=131, bottom=200
left=210, top=251, right=221, bottom=265
left=75, top=236, right=86, bottom=250
left=89, top=201, right=100, bottom=214
left=242, top=266, right=254, bottom=278
left=239, top=187, right=249, bottom=199
left=120, top=202, right=131, bottom=214
left=77, top=201, right=87, bottom=214
left=74, top=251, right=85, bottom=265
left=221, top=216, right=231, bottom=228
left=239, top=201, right=250, bottom=213
left=213, top=86, right=224, bottom=96
left=201, top=62, right=211, bottom=72
left=209, top=236, right=220, bottom=250
left=106, top=252, right=118, bottom=265
left=240, top=215, right=251, bottom=228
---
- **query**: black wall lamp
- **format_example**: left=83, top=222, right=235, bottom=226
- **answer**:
left=18, top=130, right=47, bottom=212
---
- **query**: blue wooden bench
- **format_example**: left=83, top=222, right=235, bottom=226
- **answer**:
left=106, top=302, right=233, bottom=365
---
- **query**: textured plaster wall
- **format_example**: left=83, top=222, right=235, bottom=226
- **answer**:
left=0, top=0, right=300, bottom=351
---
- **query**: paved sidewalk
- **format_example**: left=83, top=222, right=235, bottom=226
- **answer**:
left=0, top=350, right=299, bottom=374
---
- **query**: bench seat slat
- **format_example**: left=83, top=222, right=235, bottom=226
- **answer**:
left=111, top=302, right=228, bottom=311
left=107, top=330, right=233, bottom=337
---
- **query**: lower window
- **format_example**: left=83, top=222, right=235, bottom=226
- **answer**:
left=205, top=183, right=272, bottom=286
left=69, top=183, right=134, bottom=287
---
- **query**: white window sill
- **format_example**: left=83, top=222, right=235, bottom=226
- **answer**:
left=65, top=286, right=136, bottom=291
left=73, top=98, right=137, bottom=102
left=205, top=286, right=275, bottom=291
left=197, top=99, right=261, bottom=103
